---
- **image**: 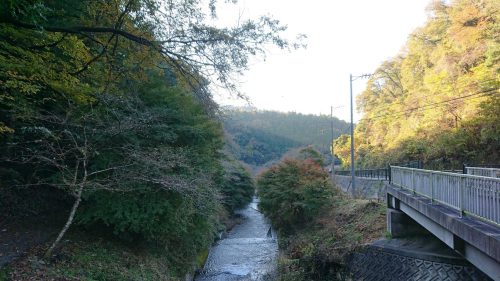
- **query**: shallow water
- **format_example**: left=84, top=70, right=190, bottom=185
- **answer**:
left=195, top=198, right=278, bottom=281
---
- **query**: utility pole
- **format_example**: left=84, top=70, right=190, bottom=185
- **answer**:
left=349, top=73, right=371, bottom=196
left=331, top=106, right=334, bottom=179
left=350, top=74, right=355, bottom=194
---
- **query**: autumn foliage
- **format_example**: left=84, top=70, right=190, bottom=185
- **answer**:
left=334, top=0, right=499, bottom=169
left=257, top=158, right=333, bottom=232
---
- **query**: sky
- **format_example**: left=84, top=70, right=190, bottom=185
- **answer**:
left=212, top=0, right=431, bottom=122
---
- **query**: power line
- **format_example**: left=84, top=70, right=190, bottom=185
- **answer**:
left=364, top=88, right=498, bottom=121
left=329, top=87, right=498, bottom=139
left=366, top=90, right=496, bottom=122
left=364, top=78, right=498, bottom=118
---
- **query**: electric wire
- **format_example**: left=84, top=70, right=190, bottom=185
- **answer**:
left=364, top=88, right=498, bottom=121
left=364, top=78, right=498, bottom=118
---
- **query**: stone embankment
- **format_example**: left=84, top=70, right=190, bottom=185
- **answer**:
left=348, top=238, right=490, bottom=280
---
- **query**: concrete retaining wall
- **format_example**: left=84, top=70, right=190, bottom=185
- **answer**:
left=348, top=245, right=490, bottom=281
left=332, top=175, right=391, bottom=200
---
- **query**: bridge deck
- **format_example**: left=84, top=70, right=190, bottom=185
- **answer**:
left=387, top=185, right=500, bottom=263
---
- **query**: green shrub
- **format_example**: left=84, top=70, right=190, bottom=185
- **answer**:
left=221, top=160, right=255, bottom=212
left=257, top=159, right=333, bottom=232
left=297, top=146, right=324, bottom=166
left=79, top=187, right=220, bottom=272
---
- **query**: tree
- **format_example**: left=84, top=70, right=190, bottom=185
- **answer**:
left=0, top=0, right=304, bottom=107
left=257, top=159, right=333, bottom=232
left=298, top=146, right=324, bottom=166
left=220, top=159, right=255, bottom=212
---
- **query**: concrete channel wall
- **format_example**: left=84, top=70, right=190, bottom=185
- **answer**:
left=331, top=174, right=391, bottom=201
left=348, top=244, right=490, bottom=281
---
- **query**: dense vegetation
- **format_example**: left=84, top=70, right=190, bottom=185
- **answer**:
left=257, top=148, right=333, bottom=232
left=0, top=0, right=289, bottom=278
left=220, top=159, right=255, bottom=212
left=225, top=109, right=349, bottom=166
left=277, top=197, right=386, bottom=281
left=257, top=148, right=385, bottom=280
left=334, top=0, right=499, bottom=169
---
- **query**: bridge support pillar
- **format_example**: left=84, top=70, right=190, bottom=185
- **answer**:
left=387, top=208, right=428, bottom=238
left=387, top=193, right=429, bottom=238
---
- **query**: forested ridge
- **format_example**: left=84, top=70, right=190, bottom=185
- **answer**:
left=224, top=109, right=349, bottom=167
left=0, top=0, right=291, bottom=279
left=334, top=0, right=499, bottom=169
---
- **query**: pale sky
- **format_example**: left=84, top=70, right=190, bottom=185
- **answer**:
left=212, top=0, right=430, bottom=122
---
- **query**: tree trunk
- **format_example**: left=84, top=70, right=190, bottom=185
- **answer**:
left=44, top=184, right=84, bottom=259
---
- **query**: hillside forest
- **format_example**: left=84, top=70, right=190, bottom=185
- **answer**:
left=334, top=0, right=499, bottom=170
left=224, top=109, right=349, bottom=169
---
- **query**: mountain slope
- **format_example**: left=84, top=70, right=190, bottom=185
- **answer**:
left=223, top=109, right=350, bottom=167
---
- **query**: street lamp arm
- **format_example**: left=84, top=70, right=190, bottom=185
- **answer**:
left=351, top=73, right=373, bottom=81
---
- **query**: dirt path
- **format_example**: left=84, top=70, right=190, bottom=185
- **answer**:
left=0, top=215, right=59, bottom=269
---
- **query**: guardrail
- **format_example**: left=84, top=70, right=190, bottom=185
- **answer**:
left=334, top=170, right=351, bottom=176
left=465, top=167, right=500, bottom=178
left=334, top=160, right=422, bottom=180
left=334, top=168, right=389, bottom=180
left=355, top=169, right=389, bottom=180
left=391, top=166, right=500, bottom=225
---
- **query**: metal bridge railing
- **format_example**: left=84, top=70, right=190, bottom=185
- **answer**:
left=465, top=167, right=500, bottom=178
left=355, top=168, right=389, bottom=180
left=334, top=168, right=389, bottom=180
left=391, top=166, right=500, bottom=225
left=334, top=160, right=422, bottom=180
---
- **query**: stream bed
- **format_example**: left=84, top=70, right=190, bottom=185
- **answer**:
left=195, top=197, right=278, bottom=281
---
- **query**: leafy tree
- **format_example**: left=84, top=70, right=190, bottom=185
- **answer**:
left=0, top=0, right=303, bottom=105
left=220, top=159, right=255, bottom=212
left=297, top=146, right=324, bottom=166
left=257, top=158, right=333, bottom=232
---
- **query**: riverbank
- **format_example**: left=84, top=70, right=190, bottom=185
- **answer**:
left=276, top=193, right=386, bottom=280
left=0, top=230, right=176, bottom=280
left=0, top=212, right=245, bottom=280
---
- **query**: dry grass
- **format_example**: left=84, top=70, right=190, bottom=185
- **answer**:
left=277, top=190, right=386, bottom=280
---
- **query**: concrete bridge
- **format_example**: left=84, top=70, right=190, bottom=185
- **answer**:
left=386, top=166, right=500, bottom=280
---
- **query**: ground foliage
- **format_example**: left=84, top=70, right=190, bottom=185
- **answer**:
left=334, top=0, right=500, bottom=169
left=0, top=0, right=284, bottom=277
left=1, top=232, right=175, bottom=281
left=257, top=151, right=386, bottom=280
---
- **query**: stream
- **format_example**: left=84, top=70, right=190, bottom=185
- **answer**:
left=195, top=197, right=278, bottom=281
